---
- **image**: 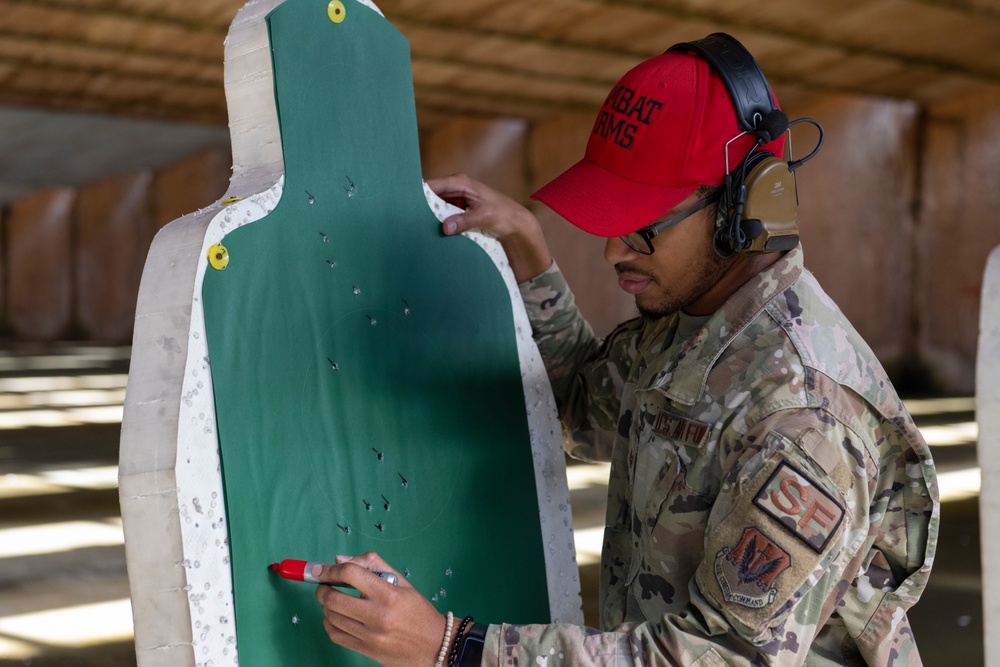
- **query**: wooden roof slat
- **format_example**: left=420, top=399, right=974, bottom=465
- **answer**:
left=667, top=29, right=989, bottom=104
left=397, top=21, right=638, bottom=82
left=933, top=0, right=1000, bottom=17
left=641, top=0, right=1000, bottom=77
left=1, top=63, right=225, bottom=120
left=863, top=66, right=991, bottom=103
left=1, top=0, right=1000, bottom=128
left=739, top=35, right=850, bottom=80
left=787, top=0, right=1000, bottom=72
left=411, top=58, right=608, bottom=107
left=379, top=0, right=512, bottom=25
left=473, top=1, right=610, bottom=41
left=389, top=0, right=697, bottom=56
left=0, top=90, right=225, bottom=123
left=415, top=90, right=568, bottom=121
left=0, top=34, right=222, bottom=84
left=384, top=0, right=1000, bottom=91
left=0, top=1, right=224, bottom=61
left=11, top=0, right=241, bottom=29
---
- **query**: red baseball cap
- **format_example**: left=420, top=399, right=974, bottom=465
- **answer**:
left=531, top=50, right=784, bottom=237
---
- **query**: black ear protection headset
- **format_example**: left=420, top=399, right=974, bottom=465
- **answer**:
left=667, top=33, right=824, bottom=257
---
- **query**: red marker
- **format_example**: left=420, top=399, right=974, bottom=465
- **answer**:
left=442, top=195, right=469, bottom=210
left=270, top=559, right=324, bottom=583
left=269, top=559, right=398, bottom=587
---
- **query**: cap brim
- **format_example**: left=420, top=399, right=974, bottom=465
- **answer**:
left=530, top=157, right=698, bottom=238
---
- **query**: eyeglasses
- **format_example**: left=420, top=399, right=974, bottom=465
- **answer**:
left=620, top=191, right=722, bottom=255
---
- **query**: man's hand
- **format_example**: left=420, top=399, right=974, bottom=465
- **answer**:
left=427, top=173, right=553, bottom=283
left=314, top=552, right=446, bottom=667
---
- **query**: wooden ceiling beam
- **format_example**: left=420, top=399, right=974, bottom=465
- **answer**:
left=0, top=62, right=226, bottom=122
left=0, top=34, right=222, bottom=85
left=0, top=0, right=225, bottom=61
left=611, top=0, right=1000, bottom=79
left=0, top=89, right=227, bottom=124
left=414, top=88, right=578, bottom=122
left=410, top=57, right=608, bottom=107
left=397, top=12, right=992, bottom=102
left=2, top=0, right=240, bottom=31
left=0, top=0, right=999, bottom=126
left=395, top=19, right=638, bottom=82
left=403, top=23, right=1000, bottom=103
left=381, top=0, right=1000, bottom=85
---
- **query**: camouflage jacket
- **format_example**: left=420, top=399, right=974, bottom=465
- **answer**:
left=483, top=246, right=939, bottom=666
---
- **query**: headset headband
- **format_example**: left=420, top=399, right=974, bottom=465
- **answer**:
left=667, top=32, right=777, bottom=136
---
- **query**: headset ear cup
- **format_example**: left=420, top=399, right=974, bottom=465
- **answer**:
left=740, top=155, right=799, bottom=254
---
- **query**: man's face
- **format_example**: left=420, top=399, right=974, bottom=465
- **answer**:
left=604, top=191, right=733, bottom=319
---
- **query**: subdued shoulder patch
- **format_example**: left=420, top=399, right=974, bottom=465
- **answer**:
left=714, top=526, right=791, bottom=609
left=753, top=461, right=844, bottom=553
left=652, top=410, right=710, bottom=446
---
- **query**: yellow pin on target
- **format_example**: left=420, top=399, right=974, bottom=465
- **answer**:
left=208, top=243, right=230, bottom=271
left=328, top=0, right=346, bottom=23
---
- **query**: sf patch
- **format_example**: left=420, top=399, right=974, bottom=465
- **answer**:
left=753, top=461, right=845, bottom=553
left=714, top=526, right=791, bottom=609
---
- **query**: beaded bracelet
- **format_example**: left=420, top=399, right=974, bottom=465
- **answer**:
left=447, top=615, right=474, bottom=667
left=435, top=611, right=455, bottom=667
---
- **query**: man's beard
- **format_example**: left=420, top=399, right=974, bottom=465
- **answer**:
left=630, top=252, right=734, bottom=320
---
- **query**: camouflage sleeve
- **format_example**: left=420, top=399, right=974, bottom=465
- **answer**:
left=479, top=615, right=742, bottom=666
left=519, top=261, right=640, bottom=462
left=482, top=623, right=635, bottom=667
left=478, top=402, right=936, bottom=666
left=687, top=404, right=935, bottom=665
left=683, top=405, right=934, bottom=665
left=684, top=409, right=872, bottom=664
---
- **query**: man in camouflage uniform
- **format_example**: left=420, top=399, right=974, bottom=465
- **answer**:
left=313, top=37, right=938, bottom=667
